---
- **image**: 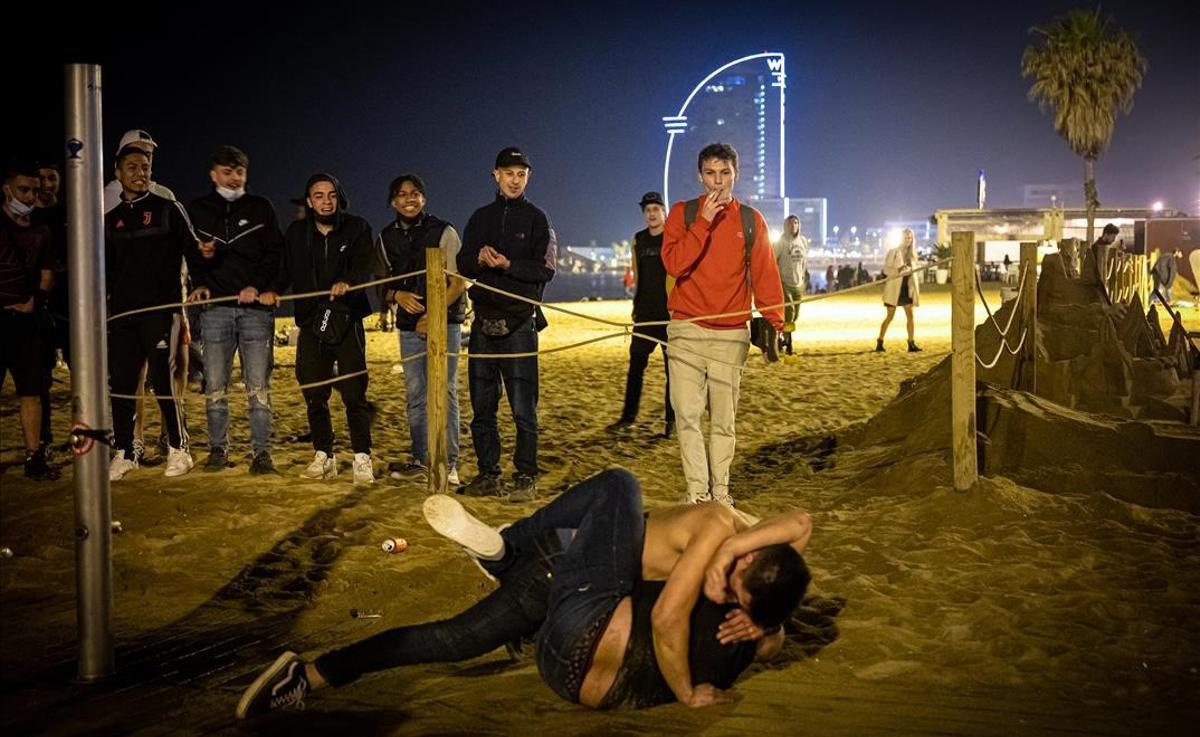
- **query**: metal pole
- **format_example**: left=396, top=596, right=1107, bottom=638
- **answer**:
left=425, top=246, right=448, bottom=495
left=65, top=63, right=114, bottom=681
left=950, top=231, right=978, bottom=492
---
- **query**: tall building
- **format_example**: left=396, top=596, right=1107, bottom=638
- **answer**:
left=661, top=53, right=827, bottom=244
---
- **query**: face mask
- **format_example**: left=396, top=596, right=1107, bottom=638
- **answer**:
left=216, top=185, right=245, bottom=202
left=7, top=197, right=34, bottom=217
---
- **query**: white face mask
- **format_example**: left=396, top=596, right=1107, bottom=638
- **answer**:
left=7, top=197, right=34, bottom=217
left=216, top=185, right=245, bottom=202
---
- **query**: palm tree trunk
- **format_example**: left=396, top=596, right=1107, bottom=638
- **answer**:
left=1084, top=157, right=1097, bottom=244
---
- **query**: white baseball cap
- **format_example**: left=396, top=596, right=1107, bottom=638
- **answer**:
left=117, top=129, right=158, bottom=154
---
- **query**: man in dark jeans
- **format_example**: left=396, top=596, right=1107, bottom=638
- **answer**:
left=260, top=173, right=375, bottom=485
left=607, top=191, right=675, bottom=439
left=457, top=147, right=556, bottom=500
left=236, top=468, right=812, bottom=717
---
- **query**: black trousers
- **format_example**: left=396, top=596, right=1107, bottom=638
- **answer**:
left=619, top=325, right=673, bottom=425
left=296, top=321, right=372, bottom=455
left=108, top=313, right=185, bottom=456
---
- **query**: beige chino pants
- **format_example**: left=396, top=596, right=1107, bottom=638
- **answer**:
left=666, top=321, right=749, bottom=504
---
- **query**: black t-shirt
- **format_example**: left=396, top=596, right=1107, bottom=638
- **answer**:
left=0, top=211, right=54, bottom=308
left=632, top=229, right=669, bottom=323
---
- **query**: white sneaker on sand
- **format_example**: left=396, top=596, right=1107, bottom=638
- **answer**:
left=422, top=495, right=505, bottom=560
left=447, top=467, right=461, bottom=486
left=109, top=454, right=138, bottom=481
left=301, top=451, right=337, bottom=479
left=352, top=453, right=374, bottom=485
left=164, top=447, right=194, bottom=477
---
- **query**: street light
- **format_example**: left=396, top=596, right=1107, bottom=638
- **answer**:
left=1151, top=201, right=1164, bottom=213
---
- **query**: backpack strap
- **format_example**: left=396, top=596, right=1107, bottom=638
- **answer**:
left=740, top=203, right=759, bottom=289
left=684, top=197, right=700, bottom=229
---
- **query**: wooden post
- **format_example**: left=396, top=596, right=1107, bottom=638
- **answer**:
left=425, top=245, right=448, bottom=495
left=1020, top=241, right=1038, bottom=394
left=951, top=231, right=977, bottom=491
left=1191, top=370, right=1199, bottom=428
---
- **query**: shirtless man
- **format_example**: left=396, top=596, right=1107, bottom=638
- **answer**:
left=236, top=468, right=810, bottom=716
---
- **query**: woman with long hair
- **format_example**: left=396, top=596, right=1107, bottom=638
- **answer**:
left=875, top=228, right=921, bottom=352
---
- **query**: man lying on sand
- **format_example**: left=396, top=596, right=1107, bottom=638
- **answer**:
left=237, top=467, right=812, bottom=716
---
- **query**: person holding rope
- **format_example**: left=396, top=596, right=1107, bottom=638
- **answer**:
left=457, top=147, right=557, bottom=501
left=186, top=145, right=283, bottom=475
left=1, top=163, right=59, bottom=480
left=607, top=191, right=675, bottom=439
left=661, top=143, right=785, bottom=507
left=260, top=173, right=376, bottom=485
left=375, top=173, right=466, bottom=486
left=105, top=146, right=197, bottom=480
left=235, top=467, right=812, bottom=717
left=875, top=227, right=922, bottom=353
left=773, top=214, right=808, bottom=356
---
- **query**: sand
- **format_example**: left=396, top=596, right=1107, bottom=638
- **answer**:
left=1, top=284, right=1198, bottom=736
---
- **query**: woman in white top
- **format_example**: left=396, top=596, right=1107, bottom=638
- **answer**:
left=875, top=228, right=921, bottom=352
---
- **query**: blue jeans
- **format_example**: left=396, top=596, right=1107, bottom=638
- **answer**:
left=199, top=305, right=274, bottom=453
left=399, top=325, right=461, bottom=469
left=467, top=318, right=539, bottom=476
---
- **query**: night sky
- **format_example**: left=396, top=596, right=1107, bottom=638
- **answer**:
left=16, top=0, right=1198, bottom=246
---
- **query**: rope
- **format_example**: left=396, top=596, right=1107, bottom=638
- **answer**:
left=975, top=262, right=1028, bottom=339
left=975, top=328, right=1027, bottom=369
left=106, top=269, right=428, bottom=322
left=454, top=275, right=630, bottom=329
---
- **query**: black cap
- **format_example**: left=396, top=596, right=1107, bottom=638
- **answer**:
left=638, top=191, right=665, bottom=208
left=494, top=147, right=531, bottom=170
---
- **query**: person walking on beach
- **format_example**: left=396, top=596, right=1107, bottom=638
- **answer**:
left=772, top=214, right=807, bottom=356
left=661, top=143, right=785, bottom=506
left=104, top=146, right=197, bottom=481
left=457, top=147, right=556, bottom=500
left=1151, top=248, right=1181, bottom=305
left=236, top=467, right=812, bottom=717
left=875, top=227, right=921, bottom=353
left=185, top=145, right=283, bottom=475
left=260, top=173, right=376, bottom=485
left=608, top=191, right=675, bottom=438
left=375, top=173, right=467, bottom=486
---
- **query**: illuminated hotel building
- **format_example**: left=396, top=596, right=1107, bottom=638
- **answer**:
left=662, top=52, right=827, bottom=244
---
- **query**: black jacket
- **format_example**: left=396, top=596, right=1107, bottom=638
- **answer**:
left=186, top=190, right=283, bottom=307
left=271, top=213, right=374, bottom=327
left=376, top=213, right=465, bottom=330
left=105, top=192, right=197, bottom=318
left=457, top=193, right=556, bottom=324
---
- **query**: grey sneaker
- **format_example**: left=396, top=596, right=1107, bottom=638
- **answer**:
left=248, top=451, right=277, bottom=475
left=235, top=651, right=309, bottom=719
left=508, top=473, right=538, bottom=503
left=202, top=448, right=229, bottom=472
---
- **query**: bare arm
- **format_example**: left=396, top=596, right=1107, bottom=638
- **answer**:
left=704, top=511, right=811, bottom=603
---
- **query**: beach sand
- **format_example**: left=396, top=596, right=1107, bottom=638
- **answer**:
left=1, top=285, right=1198, bottom=736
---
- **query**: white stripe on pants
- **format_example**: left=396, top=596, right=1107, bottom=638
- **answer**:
left=666, top=321, right=749, bottom=502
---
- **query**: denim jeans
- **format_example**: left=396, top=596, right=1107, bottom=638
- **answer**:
left=399, top=324, right=461, bottom=469
left=467, top=318, right=539, bottom=476
left=199, top=305, right=274, bottom=453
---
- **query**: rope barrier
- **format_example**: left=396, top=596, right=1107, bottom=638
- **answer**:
left=975, top=328, right=1027, bottom=369
left=975, top=261, right=1028, bottom=341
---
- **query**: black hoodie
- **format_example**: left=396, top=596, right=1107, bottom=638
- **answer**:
left=269, top=174, right=373, bottom=326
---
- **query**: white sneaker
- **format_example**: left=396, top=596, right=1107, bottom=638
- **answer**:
left=109, top=454, right=138, bottom=481
left=447, top=467, right=461, bottom=486
left=422, top=495, right=505, bottom=560
left=352, top=453, right=375, bottom=485
left=164, top=447, right=194, bottom=477
left=301, top=451, right=337, bottom=479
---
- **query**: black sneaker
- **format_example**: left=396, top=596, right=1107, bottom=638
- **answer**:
left=875, top=339, right=885, bottom=353
left=24, top=450, right=60, bottom=481
left=235, top=651, right=309, bottom=720
left=654, top=421, right=675, bottom=440
left=504, top=635, right=537, bottom=663
left=508, top=473, right=538, bottom=503
left=460, top=473, right=503, bottom=497
left=248, top=451, right=277, bottom=475
left=388, top=461, right=429, bottom=481
left=605, top=418, right=635, bottom=433
left=907, top=341, right=923, bottom=353
left=202, top=448, right=229, bottom=472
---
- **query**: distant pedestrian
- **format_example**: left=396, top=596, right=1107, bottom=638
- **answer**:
left=875, top=228, right=921, bottom=353
left=1152, top=248, right=1181, bottom=305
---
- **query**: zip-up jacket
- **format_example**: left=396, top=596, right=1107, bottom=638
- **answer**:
left=457, top=192, right=556, bottom=324
left=105, top=191, right=198, bottom=318
left=186, top=190, right=283, bottom=308
left=270, top=213, right=373, bottom=327
left=376, top=212, right=465, bottom=330
left=661, top=198, right=784, bottom=331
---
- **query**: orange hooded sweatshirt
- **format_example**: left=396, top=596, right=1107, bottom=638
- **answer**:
left=661, top=198, right=785, bottom=331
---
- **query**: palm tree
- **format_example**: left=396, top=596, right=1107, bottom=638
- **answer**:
left=1022, top=7, right=1147, bottom=243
